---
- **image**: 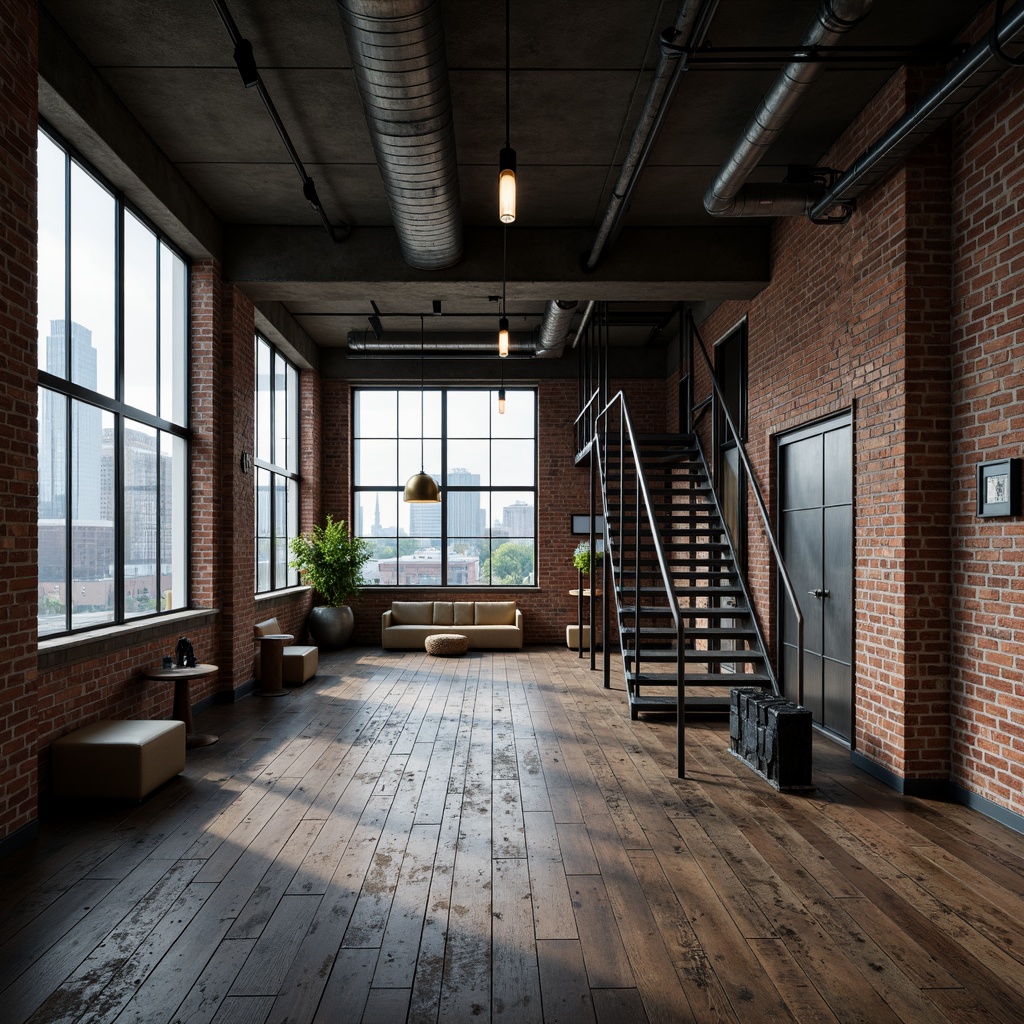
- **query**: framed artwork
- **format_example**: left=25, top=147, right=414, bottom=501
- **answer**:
left=977, top=458, right=1021, bottom=517
left=570, top=514, right=605, bottom=535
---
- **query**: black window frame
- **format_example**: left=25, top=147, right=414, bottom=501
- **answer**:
left=36, top=121, right=191, bottom=639
left=254, top=333, right=301, bottom=593
left=353, top=385, right=538, bottom=588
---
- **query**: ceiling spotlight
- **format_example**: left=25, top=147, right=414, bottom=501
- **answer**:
left=368, top=300, right=384, bottom=340
left=432, top=300, right=442, bottom=316
left=302, top=178, right=322, bottom=213
left=233, top=38, right=259, bottom=88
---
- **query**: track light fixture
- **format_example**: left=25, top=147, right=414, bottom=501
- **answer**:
left=498, top=0, right=516, bottom=223
left=368, top=300, right=384, bottom=340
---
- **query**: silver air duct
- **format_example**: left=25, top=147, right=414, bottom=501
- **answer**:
left=534, top=300, right=579, bottom=359
left=338, top=0, right=463, bottom=269
left=704, top=0, right=873, bottom=218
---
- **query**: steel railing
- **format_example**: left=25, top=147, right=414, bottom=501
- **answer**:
left=689, top=313, right=804, bottom=705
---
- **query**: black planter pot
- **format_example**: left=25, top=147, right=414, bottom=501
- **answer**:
left=307, top=604, right=354, bottom=650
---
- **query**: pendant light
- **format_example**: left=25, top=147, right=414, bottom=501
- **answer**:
left=403, top=315, right=440, bottom=503
left=498, top=225, right=510, bottom=357
left=498, top=0, right=516, bottom=224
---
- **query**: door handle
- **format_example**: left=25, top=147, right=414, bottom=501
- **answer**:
left=807, top=588, right=831, bottom=598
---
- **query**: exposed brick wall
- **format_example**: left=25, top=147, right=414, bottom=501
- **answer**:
left=692, top=68, right=954, bottom=783
left=950, top=59, right=1024, bottom=814
left=320, top=377, right=665, bottom=646
left=218, top=285, right=257, bottom=693
left=0, top=0, right=40, bottom=842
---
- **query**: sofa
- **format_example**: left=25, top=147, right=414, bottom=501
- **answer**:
left=381, top=600, right=524, bottom=650
left=254, top=617, right=319, bottom=685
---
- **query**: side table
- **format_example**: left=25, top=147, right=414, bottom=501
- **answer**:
left=256, top=634, right=293, bottom=697
left=141, top=663, right=219, bottom=748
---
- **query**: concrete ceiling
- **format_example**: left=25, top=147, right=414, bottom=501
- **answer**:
left=40, top=0, right=988, bottom=366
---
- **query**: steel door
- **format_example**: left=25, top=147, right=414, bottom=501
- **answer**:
left=779, top=414, right=853, bottom=740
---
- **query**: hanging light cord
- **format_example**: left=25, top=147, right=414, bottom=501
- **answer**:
left=505, top=0, right=511, bottom=150
left=420, top=314, right=426, bottom=472
left=502, top=225, right=507, bottom=317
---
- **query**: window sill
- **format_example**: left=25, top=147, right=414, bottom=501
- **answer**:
left=38, top=607, right=219, bottom=672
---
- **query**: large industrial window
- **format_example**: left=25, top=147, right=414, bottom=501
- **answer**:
left=354, top=388, right=537, bottom=586
left=37, top=126, right=190, bottom=637
left=255, top=335, right=300, bottom=592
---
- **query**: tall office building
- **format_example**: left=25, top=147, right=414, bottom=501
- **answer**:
left=39, top=320, right=102, bottom=521
left=503, top=499, right=534, bottom=537
left=447, top=468, right=484, bottom=538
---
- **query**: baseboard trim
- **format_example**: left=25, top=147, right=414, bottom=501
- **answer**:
left=0, top=820, right=39, bottom=860
left=947, top=781, right=1024, bottom=837
left=850, top=751, right=1024, bottom=835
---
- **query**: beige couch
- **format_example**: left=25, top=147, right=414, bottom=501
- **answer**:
left=254, top=617, right=319, bottom=685
left=381, top=600, right=523, bottom=650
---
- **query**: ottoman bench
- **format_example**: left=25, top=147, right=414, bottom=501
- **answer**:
left=51, top=719, right=186, bottom=800
left=424, top=633, right=469, bottom=657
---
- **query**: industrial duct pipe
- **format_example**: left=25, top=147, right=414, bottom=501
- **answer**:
left=337, top=0, right=463, bottom=269
left=703, top=0, right=873, bottom=218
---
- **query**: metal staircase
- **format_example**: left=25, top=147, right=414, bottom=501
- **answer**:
left=573, top=306, right=804, bottom=778
left=603, top=432, right=774, bottom=720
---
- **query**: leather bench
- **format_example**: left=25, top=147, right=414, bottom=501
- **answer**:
left=51, top=719, right=186, bottom=800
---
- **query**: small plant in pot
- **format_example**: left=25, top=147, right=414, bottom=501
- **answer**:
left=289, top=516, right=371, bottom=650
left=572, top=540, right=604, bottom=578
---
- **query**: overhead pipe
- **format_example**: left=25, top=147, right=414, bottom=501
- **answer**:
left=703, top=0, right=873, bottom=218
left=585, top=0, right=718, bottom=271
left=337, top=0, right=463, bottom=269
left=534, top=300, right=579, bottom=358
left=811, top=1, right=1024, bottom=221
left=347, top=331, right=537, bottom=354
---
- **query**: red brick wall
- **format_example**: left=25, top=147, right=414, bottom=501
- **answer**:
left=321, top=377, right=665, bottom=645
left=692, top=68, right=954, bottom=783
left=218, top=284, right=257, bottom=692
left=950, top=61, right=1024, bottom=814
left=0, top=0, right=40, bottom=842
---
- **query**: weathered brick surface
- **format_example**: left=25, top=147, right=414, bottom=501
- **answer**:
left=949, top=58, right=1024, bottom=814
left=690, top=46, right=1024, bottom=820
left=0, top=0, right=40, bottom=841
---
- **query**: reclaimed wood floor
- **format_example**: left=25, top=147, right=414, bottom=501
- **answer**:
left=3, top=646, right=1024, bottom=1024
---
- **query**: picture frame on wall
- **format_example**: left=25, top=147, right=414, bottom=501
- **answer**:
left=570, top=514, right=605, bottom=535
left=976, top=458, right=1021, bottom=517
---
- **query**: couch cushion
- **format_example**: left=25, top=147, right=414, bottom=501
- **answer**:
left=254, top=617, right=283, bottom=637
left=475, top=601, right=517, bottom=626
left=454, top=601, right=475, bottom=626
left=432, top=601, right=455, bottom=625
left=391, top=601, right=433, bottom=625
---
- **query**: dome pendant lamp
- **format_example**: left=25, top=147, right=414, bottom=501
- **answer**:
left=404, top=315, right=440, bottom=503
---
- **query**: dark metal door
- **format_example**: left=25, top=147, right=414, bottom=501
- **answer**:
left=779, top=414, right=853, bottom=740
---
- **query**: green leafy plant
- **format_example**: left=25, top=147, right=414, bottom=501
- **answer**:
left=572, top=540, right=603, bottom=576
left=289, top=516, right=371, bottom=606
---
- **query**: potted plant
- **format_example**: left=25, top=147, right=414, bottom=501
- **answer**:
left=572, top=540, right=604, bottom=578
left=289, top=515, right=371, bottom=649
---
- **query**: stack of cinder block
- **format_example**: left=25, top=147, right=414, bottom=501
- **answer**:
left=729, top=687, right=813, bottom=791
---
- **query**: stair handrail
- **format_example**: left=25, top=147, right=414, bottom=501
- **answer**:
left=590, top=389, right=690, bottom=777
left=690, top=315, right=804, bottom=702
left=574, top=386, right=604, bottom=460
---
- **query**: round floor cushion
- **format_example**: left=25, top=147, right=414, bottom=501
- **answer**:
left=425, top=633, right=469, bottom=657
